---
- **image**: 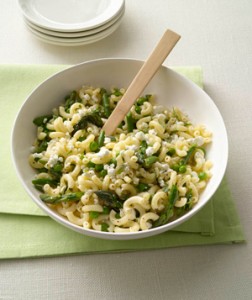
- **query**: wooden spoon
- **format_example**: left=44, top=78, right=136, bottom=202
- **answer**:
left=102, top=29, right=181, bottom=136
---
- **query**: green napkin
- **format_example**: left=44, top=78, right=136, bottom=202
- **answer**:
left=0, top=179, right=244, bottom=259
left=0, top=64, right=245, bottom=259
left=0, top=64, right=66, bottom=216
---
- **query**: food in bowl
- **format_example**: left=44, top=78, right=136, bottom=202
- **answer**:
left=12, top=58, right=228, bottom=240
left=29, top=85, right=212, bottom=233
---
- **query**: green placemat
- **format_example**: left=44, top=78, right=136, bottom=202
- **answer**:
left=0, top=64, right=245, bottom=259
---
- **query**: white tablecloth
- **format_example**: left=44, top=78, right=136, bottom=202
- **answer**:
left=0, top=0, right=252, bottom=299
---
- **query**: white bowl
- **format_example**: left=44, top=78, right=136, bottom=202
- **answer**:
left=12, top=59, right=228, bottom=240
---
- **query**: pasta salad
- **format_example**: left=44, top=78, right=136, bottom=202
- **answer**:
left=29, top=85, right=212, bottom=233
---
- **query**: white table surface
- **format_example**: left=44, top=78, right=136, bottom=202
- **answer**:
left=1, top=0, right=252, bottom=299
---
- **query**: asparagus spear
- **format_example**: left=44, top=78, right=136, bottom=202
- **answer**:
left=65, top=90, right=81, bottom=112
left=153, top=185, right=179, bottom=227
left=33, top=115, right=53, bottom=127
left=40, top=192, right=83, bottom=204
left=97, top=130, right=105, bottom=147
left=136, top=140, right=148, bottom=164
left=72, top=110, right=103, bottom=134
left=126, top=112, right=135, bottom=132
left=181, top=144, right=197, bottom=165
left=33, top=178, right=58, bottom=192
left=102, top=91, right=111, bottom=118
left=94, top=190, right=123, bottom=212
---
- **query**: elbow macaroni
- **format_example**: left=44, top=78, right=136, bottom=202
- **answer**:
left=30, top=85, right=213, bottom=233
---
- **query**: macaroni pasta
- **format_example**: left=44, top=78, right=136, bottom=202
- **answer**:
left=30, top=86, right=212, bottom=233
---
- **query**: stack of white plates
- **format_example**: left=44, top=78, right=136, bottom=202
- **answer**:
left=18, top=0, right=125, bottom=46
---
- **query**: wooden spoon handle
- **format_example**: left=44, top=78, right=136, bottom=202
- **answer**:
left=102, top=29, right=181, bottom=136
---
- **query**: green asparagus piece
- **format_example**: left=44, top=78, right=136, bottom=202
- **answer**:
left=112, top=88, right=122, bottom=96
left=72, top=110, right=103, bottom=134
left=98, top=130, right=105, bottom=147
left=136, top=140, right=148, bottom=164
left=102, top=92, right=111, bottom=118
left=167, top=148, right=176, bottom=156
left=65, top=90, right=81, bottom=112
left=36, top=139, right=49, bottom=153
left=32, top=178, right=58, bottom=186
left=153, top=185, right=179, bottom=227
left=94, top=190, right=123, bottom=212
left=101, top=222, right=109, bottom=232
left=169, top=185, right=179, bottom=206
left=181, top=144, right=197, bottom=165
left=176, top=189, right=193, bottom=216
left=136, top=182, right=150, bottom=192
left=40, top=192, right=83, bottom=204
left=48, top=161, right=64, bottom=180
left=126, top=112, right=135, bottom=132
left=136, top=94, right=152, bottom=105
left=33, top=115, right=53, bottom=126
left=33, top=177, right=58, bottom=192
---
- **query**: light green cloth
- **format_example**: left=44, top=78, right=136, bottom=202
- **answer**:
left=0, top=64, right=245, bottom=259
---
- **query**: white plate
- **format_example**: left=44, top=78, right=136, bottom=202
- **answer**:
left=18, top=0, right=124, bottom=32
left=24, top=4, right=125, bottom=38
left=25, top=14, right=123, bottom=46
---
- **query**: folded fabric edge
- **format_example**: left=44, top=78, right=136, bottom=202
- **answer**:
left=0, top=232, right=245, bottom=260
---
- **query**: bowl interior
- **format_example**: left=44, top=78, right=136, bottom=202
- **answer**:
left=12, top=59, right=228, bottom=240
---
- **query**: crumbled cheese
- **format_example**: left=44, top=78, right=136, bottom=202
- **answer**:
left=149, top=129, right=157, bottom=135
left=96, top=148, right=110, bottom=158
left=104, top=137, right=111, bottom=144
left=126, top=145, right=138, bottom=152
left=188, top=136, right=204, bottom=146
left=146, top=146, right=154, bottom=156
left=33, top=153, right=43, bottom=158
left=104, top=164, right=116, bottom=177
left=155, top=162, right=170, bottom=172
left=107, top=168, right=116, bottom=177
left=67, top=143, right=74, bottom=150
left=46, top=154, right=59, bottom=168
left=191, top=171, right=199, bottom=178
left=158, top=178, right=165, bottom=187
left=78, top=109, right=86, bottom=117
left=135, top=131, right=146, bottom=141
left=92, top=95, right=99, bottom=103
left=175, top=120, right=182, bottom=125
left=83, top=94, right=90, bottom=100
